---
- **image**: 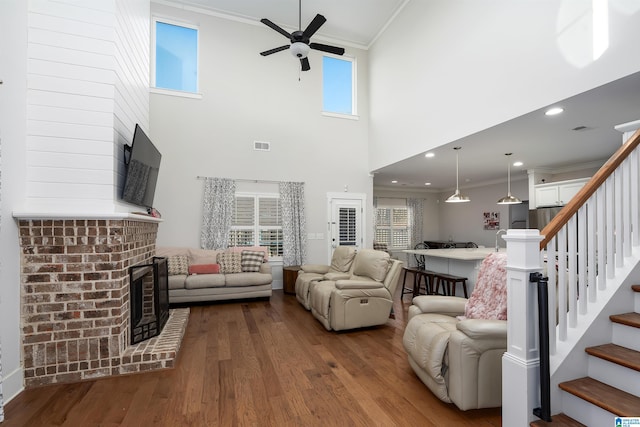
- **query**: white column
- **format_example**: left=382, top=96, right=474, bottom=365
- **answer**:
left=502, top=229, right=544, bottom=426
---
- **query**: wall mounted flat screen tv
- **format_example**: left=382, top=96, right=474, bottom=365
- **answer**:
left=122, top=124, right=162, bottom=209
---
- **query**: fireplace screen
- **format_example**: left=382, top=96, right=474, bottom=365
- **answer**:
left=129, top=257, right=169, bottom=345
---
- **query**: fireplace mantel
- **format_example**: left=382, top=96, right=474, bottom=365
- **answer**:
left=13, top=211, right=162, bottom=223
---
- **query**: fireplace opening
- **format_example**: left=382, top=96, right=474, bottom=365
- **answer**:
left=129, top=257, right=169, bottom=345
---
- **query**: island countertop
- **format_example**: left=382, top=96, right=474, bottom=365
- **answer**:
left=403, top=247, right=505, bottom=261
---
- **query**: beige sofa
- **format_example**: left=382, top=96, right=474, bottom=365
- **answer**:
left=307, top=249, right=403, bottom=331
left=157, top=246, right=272, bottom=303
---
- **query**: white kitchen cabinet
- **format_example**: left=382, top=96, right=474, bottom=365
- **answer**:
left=534, top=178, right=589, bottom=207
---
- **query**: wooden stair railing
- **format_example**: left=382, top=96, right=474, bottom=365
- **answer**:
left=539, top=127, right=640, bottom=250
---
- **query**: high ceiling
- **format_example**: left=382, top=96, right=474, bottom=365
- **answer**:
left=163, top=0, right=640, bottom=192
left=164, top=0, right=408, bottom=48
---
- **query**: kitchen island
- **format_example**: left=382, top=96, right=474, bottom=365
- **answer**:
left=403, top=247, right=504, bottom=296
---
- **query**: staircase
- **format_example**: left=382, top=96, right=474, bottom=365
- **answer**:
left=531, top=285, right=640, bottom=426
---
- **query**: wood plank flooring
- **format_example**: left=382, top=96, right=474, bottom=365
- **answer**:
left=3, top=289, right=502, bottom=426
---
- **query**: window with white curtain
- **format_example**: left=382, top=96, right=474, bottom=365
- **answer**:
left=375, top=202, right=409, bottom=249
left=229, top=193, right=283, bottom=258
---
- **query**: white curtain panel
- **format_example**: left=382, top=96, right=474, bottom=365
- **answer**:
left=407, top=198, right=424, bottom=249
left=200, top=177, right=236, bottom=250
left=279, top=182, right=307, bottom=266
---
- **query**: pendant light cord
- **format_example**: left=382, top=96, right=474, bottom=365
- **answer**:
left=507, top=160, right=511, bottom=196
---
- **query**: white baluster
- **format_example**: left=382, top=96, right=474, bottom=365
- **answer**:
left=615, top=169, right=624, bottom=268
left=578, top=206, right=587, bottom=314
left=558, top=229, right=567, bottom=340
left=597, top=186, right=607, bottom=290
left=546, top=243, right=557, bottom=355
left=632, top=147, right=640, bottom=247
left=606, top=177, right=615, bottom=278
left=587, top=195, right=597, bottom=302
left=568, top=217, right=577, bottom=328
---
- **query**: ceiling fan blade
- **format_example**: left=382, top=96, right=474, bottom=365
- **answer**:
left=309, top=42, right=345, bottom=56
left=260, top=18, right=292, bottom=39
left=260, top=45, right=290, bottom=56
left=300, top=57, right=310, bottom=72
left=302, top=14, right=326, bottom=39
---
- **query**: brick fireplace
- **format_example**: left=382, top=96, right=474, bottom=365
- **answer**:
left=18, top=217, right=188, bottom=388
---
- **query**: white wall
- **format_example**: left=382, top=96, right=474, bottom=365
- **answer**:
left=149, top=4, right=372, bottom=265
left=113, top=0, right=151, bottom=211
left=0, top=0, right=28, bottom=404
left=437, top=178, right=529, bottom=249
left=368, top=0, right=640, bottom=172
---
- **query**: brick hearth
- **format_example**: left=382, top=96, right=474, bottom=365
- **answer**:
left=18, top=218, right=187, bottom=388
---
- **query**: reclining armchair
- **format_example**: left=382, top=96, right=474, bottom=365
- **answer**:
left=309, top=249, right=403, bottom=331
left=295, top=246, right=356, bottom=310
left=402, top=252, right=508, bottom=410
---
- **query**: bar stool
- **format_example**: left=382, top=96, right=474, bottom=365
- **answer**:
left=434, top=273, right=469, bottom=298
left=400, top=266, right=421, bottom=300
left=400, top=267, right=436, bottom=299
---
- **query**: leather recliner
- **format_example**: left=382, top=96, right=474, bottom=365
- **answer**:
left=295, top=246, right=357, bottom=310
left=402, top=252, right=508, bottom=410
left=309, top=249, right=403, bottom=331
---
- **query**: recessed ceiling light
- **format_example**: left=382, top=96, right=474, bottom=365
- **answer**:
left=424, top=152, right=435, bottom=158
left=545, top=107, right=564, bottom=116
left=513, top=161, right=523, bottom=167
left=391, top=180, right=398, bottom=184
left=424, top=182, right=431, bottom=186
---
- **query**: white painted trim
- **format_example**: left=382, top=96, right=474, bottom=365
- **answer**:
left=326, top=192, right=367, bottom=262
left=150, top=16, right=201, bottom=95
left=12, top=212, right=162, bottom=222
left=321, top=111, right=359, bottom=121
left=150, top=87, right=203, bottom=99
left=151, top=0, right=369, bottom=50
left=0, top=366, right=24, bottom=405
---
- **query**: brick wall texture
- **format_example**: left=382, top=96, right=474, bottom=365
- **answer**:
left=19, top=219, right=159, bottom=387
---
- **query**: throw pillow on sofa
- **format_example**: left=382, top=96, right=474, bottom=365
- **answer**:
left=241, top=250, right=265, bottom=272
left=217, top=252, right=242, bottom=274
left=167, top=255, right=189, bottom=275
left=188, top=263, right=220, bottom=275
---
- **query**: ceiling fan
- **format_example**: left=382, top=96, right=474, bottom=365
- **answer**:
left=259, top=0, right=345, bottom=71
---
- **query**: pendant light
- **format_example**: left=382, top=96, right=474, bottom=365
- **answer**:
left=497, top=153, right=522, bottom=205
left=446, top=147, right=470, bottom=203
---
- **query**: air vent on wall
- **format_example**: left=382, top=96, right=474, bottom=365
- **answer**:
left=572, top=125, right=591, bottom=131
left=254, top=141, right=271, bottom=151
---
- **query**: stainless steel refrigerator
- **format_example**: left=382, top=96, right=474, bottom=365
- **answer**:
left=528, top=206, right=564, bottom=230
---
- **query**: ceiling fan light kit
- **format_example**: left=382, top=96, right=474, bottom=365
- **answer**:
left=290, top=42, right=310, bottom=58
left=259, top=0, right=345, bottom=71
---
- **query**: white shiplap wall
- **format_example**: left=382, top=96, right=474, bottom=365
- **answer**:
left=113, top=0, right=150, bottom=211
left=25, top=0, right=149, bottom=214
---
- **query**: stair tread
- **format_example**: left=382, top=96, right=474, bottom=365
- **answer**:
left=610, top=312, right=640, bottom=328
left=559, top=377, right=640, bottom=416
left=530, top=413, right=586, bottom=427
left=586, top=343, right=640, bottom=372
left=631, top=284, right=640, bottom=293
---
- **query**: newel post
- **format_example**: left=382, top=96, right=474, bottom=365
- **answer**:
left=501, top=229, right=544, bottom=426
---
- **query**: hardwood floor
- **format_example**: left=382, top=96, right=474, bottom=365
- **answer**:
left=3, top=289, right=502, bottom=426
